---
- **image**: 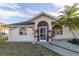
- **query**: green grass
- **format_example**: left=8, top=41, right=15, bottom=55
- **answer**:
left=0, top=42, right=60, bottom=56
left=0, top=37, right=8, bottom=45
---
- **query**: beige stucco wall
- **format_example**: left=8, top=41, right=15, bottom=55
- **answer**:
left=53, top=26, right=74, bottom=40
left=32, top=15, right=55, bottom=30
left=53, top=26, right=79, bottom=40
left=8, top=27, right=34, bottom=42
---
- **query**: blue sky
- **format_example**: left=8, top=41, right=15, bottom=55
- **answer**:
left=0, top=3, right=76, bottom=24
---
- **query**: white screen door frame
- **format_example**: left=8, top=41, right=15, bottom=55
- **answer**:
left=39, top=26, right=47, bottom=41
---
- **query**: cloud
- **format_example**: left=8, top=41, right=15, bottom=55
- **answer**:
left=45, top=11, right=60, bottom=17
left=50, top=0, right=79, bottom=17
left=0, top=3, right=20, bottom=9
left=0, top=3, right=31, bottom=18
left=51, top=0, right=79, bottom=8
left=25, top=8, right=39, bottom=14
left=0, top=8, right=27, bottom=18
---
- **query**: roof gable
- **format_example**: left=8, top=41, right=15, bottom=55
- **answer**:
left=30, top=12, right=56, bottom=21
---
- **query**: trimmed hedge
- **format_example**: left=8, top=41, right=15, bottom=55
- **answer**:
left=68, top=39, right=79, bottom=45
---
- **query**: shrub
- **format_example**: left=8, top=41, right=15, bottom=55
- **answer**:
left=0, top=37, right=8, bottom=45
left=68, top=39, right=79, bottom=45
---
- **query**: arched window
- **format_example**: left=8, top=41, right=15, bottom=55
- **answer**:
left=19, top=27, right=27, bottom=35
left=38, top=21, right=48, bottom=26
left=53, top=25, right=62, bottom=35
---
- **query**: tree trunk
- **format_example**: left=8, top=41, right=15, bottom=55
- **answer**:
left=69, top=29, right=77, bottom=39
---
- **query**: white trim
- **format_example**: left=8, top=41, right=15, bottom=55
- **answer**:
left=39, top=40, right=47, bottom=42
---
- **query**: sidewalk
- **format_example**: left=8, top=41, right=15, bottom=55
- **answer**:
left=38, top=42, right=79, bottom=56
left=51, top=40, right=79, bottom=53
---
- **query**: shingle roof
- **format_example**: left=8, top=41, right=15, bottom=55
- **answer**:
left=10, top=20, right=35, bottom=25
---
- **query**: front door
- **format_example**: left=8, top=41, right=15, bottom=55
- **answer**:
left=39, top=26, right=47, bottom=41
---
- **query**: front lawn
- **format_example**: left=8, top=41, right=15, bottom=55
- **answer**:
left=0, top=42, right=60, bottom=56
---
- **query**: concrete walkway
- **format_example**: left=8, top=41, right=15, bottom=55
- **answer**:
left=51, top=40, right=79, bottom=53
left=37, top=42, right=79, bottom=56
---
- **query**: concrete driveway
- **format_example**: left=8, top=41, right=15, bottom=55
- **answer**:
left=38, top=40, right=79, bottom=56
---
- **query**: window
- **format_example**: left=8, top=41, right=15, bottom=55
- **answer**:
left=54, top=29, right=62, bottom=35
left=19, top=27, right=27, bottom=35
left=53, top=25, right=63, bottom=35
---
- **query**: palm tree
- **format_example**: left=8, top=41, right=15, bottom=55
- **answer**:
left=55, top=3, right=79, bottom=38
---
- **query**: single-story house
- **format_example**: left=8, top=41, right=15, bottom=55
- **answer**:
left=7, top=12, right=79, bottom=42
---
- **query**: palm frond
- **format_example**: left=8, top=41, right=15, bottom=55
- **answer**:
left=55, top=3, right=79, bottom=38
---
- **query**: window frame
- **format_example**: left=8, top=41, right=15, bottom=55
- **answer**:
left=19, top=27, right=27, bottom=35
left=54, top=29, right=62, bottom=35
left=53, top=25, right=63, bottom=35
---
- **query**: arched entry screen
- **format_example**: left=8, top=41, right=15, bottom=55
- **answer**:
left=38, top=21, right=48, bottom=26
left=37, top=21, right=49, bottom=41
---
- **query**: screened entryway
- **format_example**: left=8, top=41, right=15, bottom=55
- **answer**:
left=37, top=21, right=49, bottom=41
